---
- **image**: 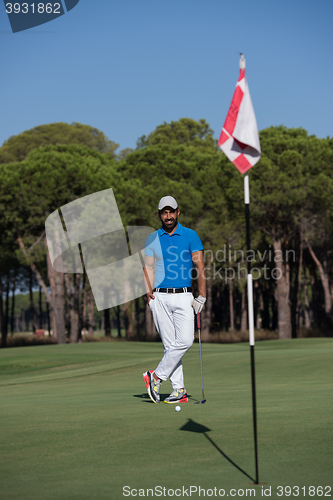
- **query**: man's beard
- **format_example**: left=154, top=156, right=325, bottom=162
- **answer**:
left=162, top=215, right=178, bottom=232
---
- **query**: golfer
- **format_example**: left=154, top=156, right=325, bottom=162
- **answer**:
left=143, top=196, right=206, bottom=404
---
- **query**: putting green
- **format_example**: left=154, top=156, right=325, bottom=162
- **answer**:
left=0, top=338, right=332, bottom=499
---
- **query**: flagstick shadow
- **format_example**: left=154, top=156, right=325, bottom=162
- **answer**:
left=180, top=419, right=255, bottom=483
left=203, top=432, right=255, bottom=482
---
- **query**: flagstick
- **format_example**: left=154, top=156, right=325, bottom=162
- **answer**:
left=244, top=172, right=259, bottom=485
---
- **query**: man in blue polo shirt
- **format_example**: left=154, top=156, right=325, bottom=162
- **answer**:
left=143, top=196, right=206, bottom=404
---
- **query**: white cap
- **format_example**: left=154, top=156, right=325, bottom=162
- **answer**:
left=158, top=196, right=178, bottom=210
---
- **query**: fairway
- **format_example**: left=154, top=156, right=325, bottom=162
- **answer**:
left=0, top=339, right=332, bottom=500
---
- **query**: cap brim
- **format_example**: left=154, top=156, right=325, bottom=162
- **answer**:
left=158, top=204, right=178, bottom=210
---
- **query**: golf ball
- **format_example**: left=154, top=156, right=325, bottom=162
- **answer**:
left=175, top=406, right=181, bottom=412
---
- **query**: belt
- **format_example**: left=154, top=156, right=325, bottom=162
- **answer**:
left=154, top=287, right=192, bottom=294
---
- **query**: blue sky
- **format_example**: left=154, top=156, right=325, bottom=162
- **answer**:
left=1, top=0, right=332, bottom=152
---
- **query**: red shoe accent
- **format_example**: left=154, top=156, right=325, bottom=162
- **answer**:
left=179, top=394, right=188, bottom=403
left=143, top=370, right=154, bottom=390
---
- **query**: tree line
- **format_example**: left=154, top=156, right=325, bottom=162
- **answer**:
left=0, top=119, right=332, bottom=347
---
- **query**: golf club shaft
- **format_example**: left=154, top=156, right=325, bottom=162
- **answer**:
left=197, top=313, right=205, bottom=400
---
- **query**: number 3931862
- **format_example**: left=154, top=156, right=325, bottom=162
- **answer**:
left=5, top=3, right=61, bottom=14
left=277, top=486, right=331, bottom=497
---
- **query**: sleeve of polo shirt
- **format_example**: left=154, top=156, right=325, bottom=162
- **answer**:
left=189, top=229, right=204, bottom=253
left=144, top=231, right=157, bottom=257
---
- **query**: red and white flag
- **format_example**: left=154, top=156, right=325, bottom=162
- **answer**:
left=218, top=55, right=261, bottom=174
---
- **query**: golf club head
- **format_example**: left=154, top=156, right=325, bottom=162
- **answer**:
left=194, top=399, right=206, bottom=404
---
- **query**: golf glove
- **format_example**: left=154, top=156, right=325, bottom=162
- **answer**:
left=192, top=295, right=206, bottom=314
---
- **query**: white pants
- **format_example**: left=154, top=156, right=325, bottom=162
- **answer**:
left=149, top=292, right=194, bottom=390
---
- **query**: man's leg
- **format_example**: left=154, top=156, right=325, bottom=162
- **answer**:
left=153, top=293, right=194, bottom=387
left=149, top=293, right=176, bottom=382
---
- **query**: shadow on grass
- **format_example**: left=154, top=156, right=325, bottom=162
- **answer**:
left=180, top=418, right=255, bottom=483
left=133, top=393, right=171, bottom=403
left=134, top=393, right=194, bottom=403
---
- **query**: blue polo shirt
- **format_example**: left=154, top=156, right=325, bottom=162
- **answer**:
left=144, top=223, right=204, bottom=288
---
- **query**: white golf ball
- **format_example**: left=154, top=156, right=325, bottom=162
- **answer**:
left=175, top=406, right=181, bottom=412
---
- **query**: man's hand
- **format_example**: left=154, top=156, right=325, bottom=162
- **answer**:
left=147, top=292, right=155, bottom=304
left=192, top=295, right=206, bottom=314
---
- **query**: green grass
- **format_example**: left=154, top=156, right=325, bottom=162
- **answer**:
left=0, top=339, right=332, bottom=499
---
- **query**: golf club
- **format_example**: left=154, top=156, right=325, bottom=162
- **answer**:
left=195, top=312, right=206, bottom=404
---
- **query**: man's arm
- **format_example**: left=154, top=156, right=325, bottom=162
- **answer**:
left=191, top=250, right=206, bottom=298
left=144, top=254, right=155, bottom=302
